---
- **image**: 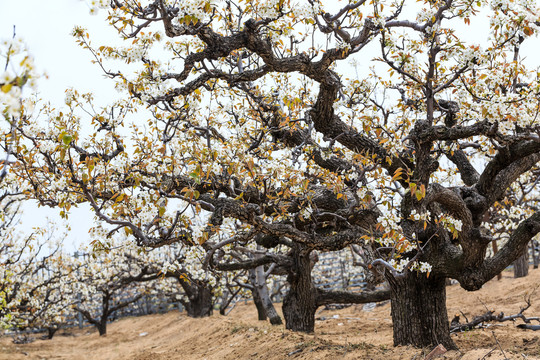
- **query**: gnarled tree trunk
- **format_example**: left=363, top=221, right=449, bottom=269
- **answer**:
left=282, top=247, right=317, bottom=332
left=388, top=273, right=456, bottom=350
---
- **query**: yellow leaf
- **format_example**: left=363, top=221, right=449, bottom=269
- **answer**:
left=198, top=232, right=209, bottom=245
left=409, top=183, right=417, bottom=197
left=1, top=83, right=13, bottom=93
left=391, top=168, right=403, bottom=182
left=246, top=159, right=255, bottom=174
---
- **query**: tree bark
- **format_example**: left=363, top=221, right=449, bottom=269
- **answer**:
left=98, top=293, right=110, bottom=336
left=46, top=327, right=58, bottom=339
left=316, top=288, right=390, bottom=305
left=255, top=265, right=282, bottom=325
left=184, top=282, right=214, bottom=318
left=262, top=292, right=283, bottom=325
left=532, top=240, right=539, bottom=269
left=388, top=273, right=456, bottom=350
left=218, top=288, right=241, bottom=316
left=492, top=240, right=502, bottom=280
left=97, top=318, right=107, bottom=336
left=249, top=268, right=267, bottom=321
left=514, top=245, right=529, bottom=278
left=282, top=247, right=317, bottom=332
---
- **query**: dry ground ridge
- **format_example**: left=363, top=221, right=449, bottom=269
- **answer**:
left=2, top=269, right=540, bottom=359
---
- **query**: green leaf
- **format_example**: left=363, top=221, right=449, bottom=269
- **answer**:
left=62, top=134, right=73, bottom=146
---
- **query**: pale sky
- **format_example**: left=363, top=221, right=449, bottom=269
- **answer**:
left=0, top=0, right=117, bottom=251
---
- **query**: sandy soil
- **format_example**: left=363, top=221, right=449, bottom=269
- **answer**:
left=3, top=269, right=540, bottom=359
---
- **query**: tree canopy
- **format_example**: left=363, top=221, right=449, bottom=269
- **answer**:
left=4, top=0, right=540, bottom=350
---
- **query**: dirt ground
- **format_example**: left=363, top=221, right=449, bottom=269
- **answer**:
left=3, top=269, right=540, bottom=359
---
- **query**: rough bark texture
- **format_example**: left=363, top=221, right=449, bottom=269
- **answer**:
left=514, top=245, right=529, bottom=278
left=316, top=288, right=390, bottom=306
left=252, top=289, right=267, bottom=321
left=388, top=273, right=456, bottom=350
left=282, top=247, right=317, bottom=332
left=264, top=298, right=283, bottom=325
left=184, top=285, right=214, bottom=318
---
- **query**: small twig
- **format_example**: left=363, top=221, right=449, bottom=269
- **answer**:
left=478, top=298, right=490, bottom=312
left=225, top=297, right=240, bottom=316
left=480, top=348, right=496, bottom=360
left=287, top=349, right=303, bottom=356
left=459, top=310, right=469, bottom=324
left=491, top=330, right=509, bottom=360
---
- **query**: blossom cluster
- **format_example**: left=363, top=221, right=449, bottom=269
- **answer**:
left=0, top=36, right=39, bottom=117
left=389, top=258, right=432, bottom=274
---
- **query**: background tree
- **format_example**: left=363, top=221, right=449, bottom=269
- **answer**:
left=0, top=206, right=76, bottom=340
left=482, top=168, right=540, bottom=279
left=14, top=246, right=76, bottom=339
left=72, top=241, right=157, bottom=336
left=210, top=233, right=388, bottom=330
left=127, top=241, right=221, bottom=318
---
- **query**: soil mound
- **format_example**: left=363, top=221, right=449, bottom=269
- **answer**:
left=2, top=269, right=540, bottom=359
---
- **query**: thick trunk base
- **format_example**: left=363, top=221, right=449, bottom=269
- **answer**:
left=97, top=322, right=107, bottom=336
left=388, top=273, right=456, bottom=350
left=282, top=248, right=316, bottom=332
left=282, top=290, right=316, bottom=332
left=185, top=286, right=214, bottom=318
